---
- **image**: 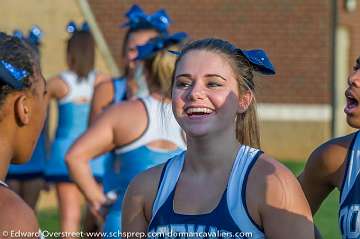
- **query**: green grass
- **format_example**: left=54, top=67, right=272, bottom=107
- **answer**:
left=37, top=207, right=60, bottom=232
left=283, top=161, right=341, bottom=239
left=38, top=161, right=341, bottom=238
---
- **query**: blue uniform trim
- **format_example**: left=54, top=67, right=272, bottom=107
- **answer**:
left=148, top=147, right=264, bottom=237
left=150, top=156, right=180, bottom=219
left=241, top=150, right=264, bottom=232
left=155, top=158, right=172, bottom=194
left=340, top=132, right=359, bottom=199
left=103, top=147, right=181, bottom=234
left=112, top=77, right=127, bottom=104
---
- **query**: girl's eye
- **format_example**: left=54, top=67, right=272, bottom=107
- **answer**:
left=175, top=80, right=192, bottom=88
left=207, top=81, right=223, bottom=87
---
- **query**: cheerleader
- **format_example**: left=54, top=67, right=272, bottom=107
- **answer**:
left=122, top=38, right=315, bottom=239
left=44, top=22, right=110, bottom=236
left=66, top=32, right=188, bottom=234
left=89, top=4, right=171, bottom=124
left=0, top=31, right=47, bottom=236
left=6, top=26, right=46, bottom=210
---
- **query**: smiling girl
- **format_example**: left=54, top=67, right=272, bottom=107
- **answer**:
left=122, top=38, right=315, bottom=239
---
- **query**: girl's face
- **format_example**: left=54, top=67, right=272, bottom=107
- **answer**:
left=172, top=50, right=250, bottom=138
left=345, top=68, right=360, bottom=128
left=125, top=29, right=158, bottom=71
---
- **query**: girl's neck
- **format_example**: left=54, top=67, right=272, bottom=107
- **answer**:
left=0, top=135, right=13, bottom=181
left=185, top=128, right=240, bottom=173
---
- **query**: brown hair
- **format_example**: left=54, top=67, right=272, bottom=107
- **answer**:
left=121, top=27, right=162, bottom=76
left=143, top=44, right=180, bottom=98
left=66, top=30, right=94, bottom=81
left=172, top=38, right=260, bottom=148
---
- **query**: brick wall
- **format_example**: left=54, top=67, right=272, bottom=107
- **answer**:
left=338, top=0, right=360, bottom=72
left=89, top=0, right=333, bottom=104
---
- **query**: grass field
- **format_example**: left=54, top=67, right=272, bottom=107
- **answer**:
left=37, top=160, right=341, bottom=238
left=283, top=161, right=341, bottom=239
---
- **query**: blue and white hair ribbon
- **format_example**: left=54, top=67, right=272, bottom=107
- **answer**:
left=237, top=49, right=275, bottom=75
left=13, top=25, right=43, bottom=49
left=121, top=4, right=171, bottom=33
left=0, top=60, right=29, bottom=89
left=66, top=21, right=90, bottom=34
left=28, top=25, right=43, bottom=47
left=135, top=32, right=187, bottom=61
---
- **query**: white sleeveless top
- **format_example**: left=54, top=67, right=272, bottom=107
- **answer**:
left=115, top=96, right=186, bottom=154
left=58, top=70, right=97, bottom=104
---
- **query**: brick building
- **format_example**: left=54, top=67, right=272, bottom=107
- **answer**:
left=85, top=0, right=360, bottom=160
left=1, top=0, right=359, bottom=160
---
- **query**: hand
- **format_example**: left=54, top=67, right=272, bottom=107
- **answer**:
left=98, top=194, right=117, bottom=219
left=88, top=192, right=107, bottom=220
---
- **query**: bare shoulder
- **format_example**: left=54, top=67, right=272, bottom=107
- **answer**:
left=251, top=153, right=301, bottom=195
left=47, top=75, right=68, bottom=99
left=306, top=133, right=354, bottom=172
left=125, top=164, right=166, bottom=221
left=47, top=75, right=65, bottom=86
left=249, top=154, right=315, bottom=239
left=0, top=187, right=38, bottom=233
left=248, top=153, right=311, bottom=212
left=106, top=99, right=145, bottom=123
left=301, top=132, right=356, bottom=188
left=248, top=154, right=313, bottom=227
left=127, top=164, right=165, bottom=195
left=94, top=80, right=114, bottom=94
left=92, top=80, right=114, bottom=105
left=94, top=72, right=111, bottom=86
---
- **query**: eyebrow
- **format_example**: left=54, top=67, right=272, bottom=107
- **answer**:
left=205, top=74, right=227, bottom=81
left=175, top=73, right=192, bottom=79
left=175, top=73, right=227, bottom=81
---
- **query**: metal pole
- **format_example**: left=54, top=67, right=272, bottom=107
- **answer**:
left=77, top=0, right=121, bottom=76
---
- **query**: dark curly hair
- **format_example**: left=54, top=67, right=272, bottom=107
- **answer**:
left=354, top=56, right=360, bottom=71
left=0, top=32, right=40, bottom=111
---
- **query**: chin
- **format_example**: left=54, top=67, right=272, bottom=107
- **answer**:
left=184, top=127, right=210, bottom=138
left=346, top=116, right=360, bottom=129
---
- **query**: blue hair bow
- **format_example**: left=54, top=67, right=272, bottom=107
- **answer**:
left=13, top=25, right=43, bottom=48
left=0, top=60, right=29, bottom=89
left=238, top=49, right=275, bottom=75
left=66, top=21, right=90, bottom=33
left=122, top=4, right=170, bottom=33
left=136, top=32, right=187, bottom=61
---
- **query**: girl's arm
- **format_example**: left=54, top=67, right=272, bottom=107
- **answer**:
left=89, top=80, right=114, bottom=125
left=66, top=100, right=147, bottom=214
left=122, top=165, right=165, bottom=236
left=46, top=75, right=68, bottom=101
